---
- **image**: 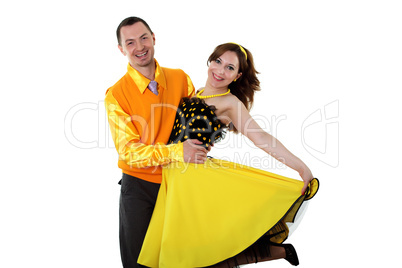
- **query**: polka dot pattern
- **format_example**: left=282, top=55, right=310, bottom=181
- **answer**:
left=168, top=97, right=226, bottom=147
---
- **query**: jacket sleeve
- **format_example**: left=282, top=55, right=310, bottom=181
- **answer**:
left=186, top=73, right=195, bottom=97
left=104, top=90, right=184, bottom=168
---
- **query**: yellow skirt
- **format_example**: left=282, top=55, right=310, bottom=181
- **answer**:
left=138, top=158, right=319, bottom=268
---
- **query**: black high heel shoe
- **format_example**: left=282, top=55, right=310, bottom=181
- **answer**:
left=268, top=241, right=299, bottom=266
left=282, top=243, right=299, bottom=266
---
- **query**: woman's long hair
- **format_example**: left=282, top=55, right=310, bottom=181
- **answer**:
left=207, top=43, right=260, bottom=133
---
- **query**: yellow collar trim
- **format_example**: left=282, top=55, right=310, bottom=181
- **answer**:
left=126, top=59, right=167, bottom=94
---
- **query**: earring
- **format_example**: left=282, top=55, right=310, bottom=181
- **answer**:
left=234, top=79, right=237, bottom=82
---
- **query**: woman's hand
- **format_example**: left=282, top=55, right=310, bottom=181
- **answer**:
left=300, top=167, right=314, bottom=195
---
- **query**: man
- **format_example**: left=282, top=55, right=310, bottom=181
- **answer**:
left=105, top=17, right=208, bottom=268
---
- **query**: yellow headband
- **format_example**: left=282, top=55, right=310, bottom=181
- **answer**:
left=231, top=42, right=247, bottom=60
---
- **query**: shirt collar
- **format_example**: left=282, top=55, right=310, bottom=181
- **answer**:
left=126, top=59, right=167, bottom=94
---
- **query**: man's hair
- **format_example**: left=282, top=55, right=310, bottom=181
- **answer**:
left=116, top=17, right=154, bottom=46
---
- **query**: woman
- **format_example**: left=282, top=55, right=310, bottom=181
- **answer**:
left=138, top=43, right=319, bottom=267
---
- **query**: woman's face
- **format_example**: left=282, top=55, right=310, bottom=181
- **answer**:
left=207, top=51, right=242, bottom=90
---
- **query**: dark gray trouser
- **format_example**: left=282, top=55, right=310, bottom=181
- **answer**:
left=119, top=173, right=160, bottom=268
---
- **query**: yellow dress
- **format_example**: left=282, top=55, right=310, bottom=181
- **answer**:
left=138, top=98, right=319, bottom=268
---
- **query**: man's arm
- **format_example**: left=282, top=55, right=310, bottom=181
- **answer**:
left=105, top=89, right=207, bottom=167
left=105, top=90, right=184, bottom=168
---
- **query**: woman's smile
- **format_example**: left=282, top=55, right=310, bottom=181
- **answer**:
left=212, top=73, right=224, bottom=81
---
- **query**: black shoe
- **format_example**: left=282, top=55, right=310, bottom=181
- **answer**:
left=283, top=243, right=299, bottom=266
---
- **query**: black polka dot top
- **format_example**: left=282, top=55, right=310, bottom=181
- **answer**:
left=168, top=97, right=226, bottom=148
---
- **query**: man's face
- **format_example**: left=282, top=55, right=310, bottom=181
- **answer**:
left=118, top=22, right=155, bottom=69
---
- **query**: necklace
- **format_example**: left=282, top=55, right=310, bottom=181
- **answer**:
left=196, top=88, right=230, bottom=99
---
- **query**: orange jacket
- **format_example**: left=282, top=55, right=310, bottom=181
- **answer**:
left=105, top=60, right=194, bottom=183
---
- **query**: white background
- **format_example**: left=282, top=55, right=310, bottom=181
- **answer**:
left=1, top=0, right=401, bottom=267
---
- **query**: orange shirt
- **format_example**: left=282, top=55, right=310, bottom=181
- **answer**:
left=105, top=60, right=194, bottom=183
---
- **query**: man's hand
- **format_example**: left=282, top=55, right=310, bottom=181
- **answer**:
left=183, top=139, right=209, bottom=163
